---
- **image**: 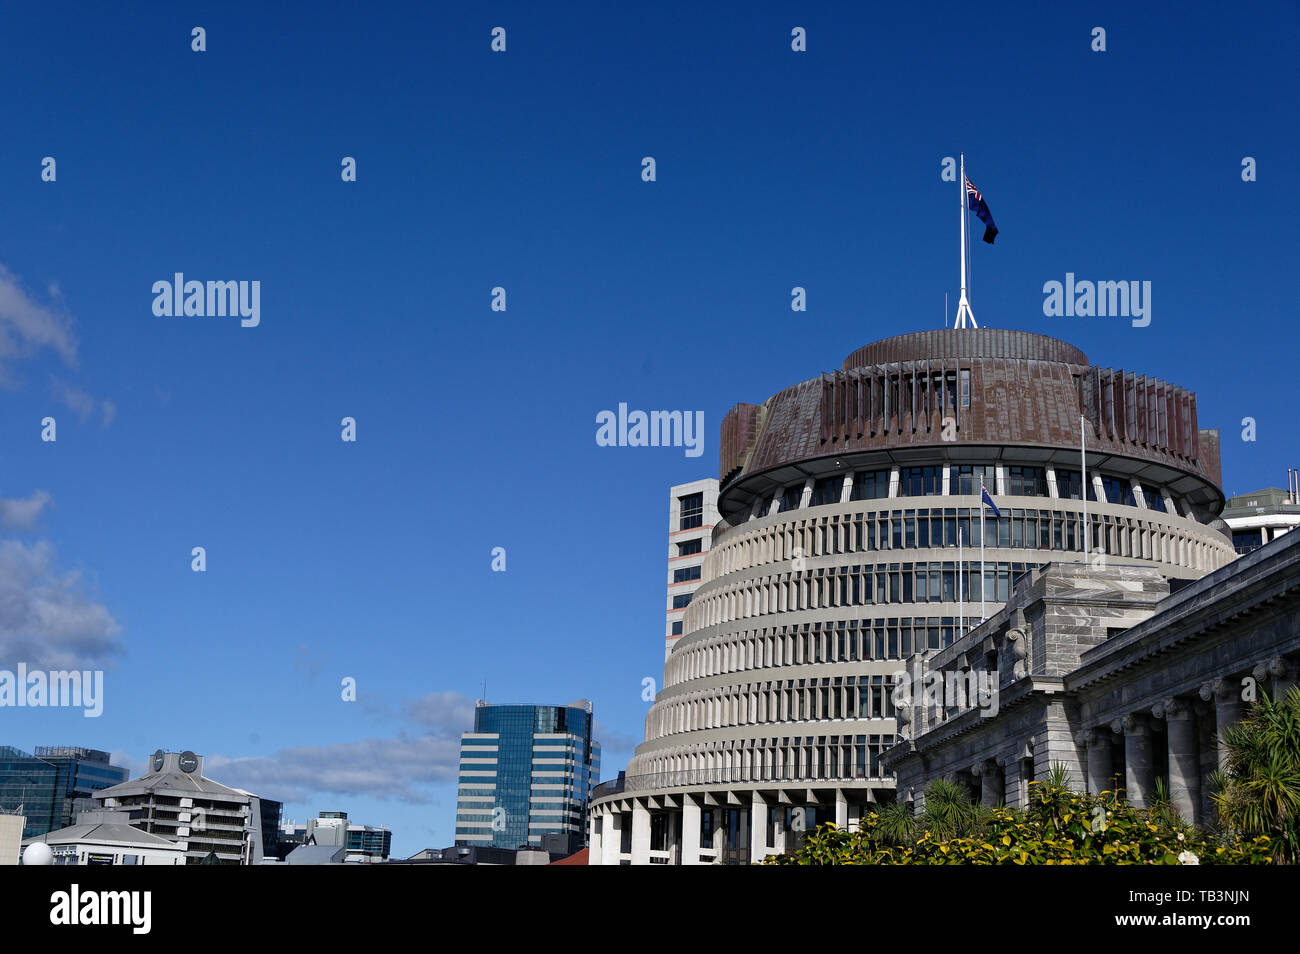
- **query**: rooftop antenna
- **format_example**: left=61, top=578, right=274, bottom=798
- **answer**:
left=953, top=153, right=978, bottom=328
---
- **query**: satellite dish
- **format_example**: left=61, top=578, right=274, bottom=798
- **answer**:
left=179, top=751, right=199, bottom=774
left=151, top=750, right=166, bottom=772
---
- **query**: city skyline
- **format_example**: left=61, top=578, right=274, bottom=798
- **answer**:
left=0, top=1, right=1295, bottom=858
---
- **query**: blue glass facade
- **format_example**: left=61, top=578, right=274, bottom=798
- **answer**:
left=0, top=746, right=128, bottom=838
left=454, top=703, right=600, bottom=853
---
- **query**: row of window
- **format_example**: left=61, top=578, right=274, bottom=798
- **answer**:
left=634, top=734, right=900, bottom=787
left=759, top=466, right=1167, bottom=512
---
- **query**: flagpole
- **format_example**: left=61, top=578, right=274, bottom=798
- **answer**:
left=1081, top=414, right=1089, bottom=565
left=955, top=153, right=977, bottom=328
left=958, top=510, right=964, bottom=632
left=979, top=480, right=986, bottom=622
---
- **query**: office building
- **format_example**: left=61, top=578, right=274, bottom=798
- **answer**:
left=279, top=810, right=392, bottom=862
left=1220, top=475, right=1300, bottom=555
left=666, top=479, right=721, bottom=660
left=20, top=809, right=185, bottom=865
left=454, top=700, right=600, bottom=854
left=0, top=808, right=23, bottom=865
left=591, top=327, right=1237, bottom=863
left=94, top=750, right=278, bottom=864
left=0, top=746, right=128, bottom=839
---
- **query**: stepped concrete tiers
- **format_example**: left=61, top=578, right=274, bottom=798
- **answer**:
left=590, top=329, right=1238, bottom=865
left=885, top=530, right=1300, bottom=826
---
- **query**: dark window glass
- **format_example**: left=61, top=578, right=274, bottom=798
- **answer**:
left=1056, top=469, right=1096, bottom=501
left=779, top=485, right=804, bottom=513
left=900, top=466, right=941, bottom=497
left=678, top=493, right=704, bottom=530
left=677, top=538, right=702, bottom=556
left=673, top=565, right=701, bottom=583
left=1146, top=491, right=1167, bottom=513
left=1232, top=530, right=1265, bottom=555
left=1006, top=465, right=1048, bottom=497
left=811, top=476, right=843, bottom=508
left=852, top=469, right=890, bottom=501
left=1100, top=476, right=1134, bottom=506
left=670, top=621, right=683, bottom=635
left=953, top=464, right=996, bottom=496
left=671, top=594, right=692, bottom=609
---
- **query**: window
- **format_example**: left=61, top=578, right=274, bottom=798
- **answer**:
left=953, top=464, right=996, bottom=496
left=678, top=493, right=703, bottom=530
left=1232, top=530, right=1264, bottom=555
left=673, top=565, right=701, bottom=584
left=811, top=476, right=844, bottom=508
left=1005, top=466, right=1048, bottom=497
left=852, top=469, right=890, bottom=501
left=671, top=594, right=692, bottom=609
left=1100, top=476, right=1134, bottom=506
left=960, top=369, right=971, bottom=407
left=779, top=485, right=804, bottom=513
left=670, top=621, right=683, bottom=636
left=900, top=466, right=941, bottom=496
left=677, top=538, right=702, bottom=557
left=1146, top=492, right=1167, bottom=513
left=1056, top=468, right=1096, bottom=501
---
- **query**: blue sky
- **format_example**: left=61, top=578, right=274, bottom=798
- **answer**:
left=0, top=1, right=1295, bottom=856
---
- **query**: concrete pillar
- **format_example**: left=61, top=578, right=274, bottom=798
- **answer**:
left=1201, top=678, right=1242, bottom=771
left=834, top=790, right=849, bottom=829
left=1119, top=714, right=1154, bottom=808
left=600, top=809, right=622, bottom=866
left=1154, top=697, right=1200, bottom=823
left=1255, top=656, right=1294, bottom=701
left=999, top=755, right=1024, bottom=810
left=589, top=813, right=603, bottom=865
left=978, top=762, right=1004, bottom=807
left=681, top=796, right=702, bottom=866
left=1083, top=728, right=1114, bottom=794
left=630, top=801, right=651, bottom=865
left=711, top=809, right=726, bottom=860
left=773, top=809, right=788, bottom=854
left=750, top=793, right=768, bottom=862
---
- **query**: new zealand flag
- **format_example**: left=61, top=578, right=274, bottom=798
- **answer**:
left=980, top=482, right=1001, bottom=517
left=966, top=177, right=999, bottom=244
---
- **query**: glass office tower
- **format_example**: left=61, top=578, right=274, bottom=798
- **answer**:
left=454, top=700, right=600, bottom=855
left=0, top=746, right=129, bottom=838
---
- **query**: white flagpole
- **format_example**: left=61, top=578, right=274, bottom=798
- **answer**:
left=979, top=480, right=986, bottom=622
left=954, top=153, right=978, bottom=329
left=1081, top=414, right=1089, bottom=565
left=958, top=509, right=964, bottom=632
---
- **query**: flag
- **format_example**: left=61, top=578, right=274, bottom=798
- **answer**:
left=966, top=177, right=998, bottom=244
left=981, top=481, right=1001, bottom=516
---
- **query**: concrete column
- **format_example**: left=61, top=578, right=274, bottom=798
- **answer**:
left=977, top=762, right=1004, bottom=807
left=1201, top=678, right=1242, bottom=771
left=834, top=790, right=849, bottom=829
left=1255, top=656, right=1294, bottom=701
left=1083, top=728, right=1114, bottom=794
left=711, top=809, right=726, bottom=860
left=773, top=809, right=788, bottom=853
left=600, top=809, right=623, bottom=866
left=1119, top=714, right=1154, bottom=808
left=630, top=801, right=651, bottom=865
left=750, top=793, right=768, bottom=862
left=589, top=813, right=603, bottom=865
left=681, top=796, right=702, bottom=866
left=1153, top=697, right=1200, bottom=823
left=998, top=755, right=1024, bottom=810
left=839, top=474, right=853, bottom=504
left=1045, top=466, right=1060, bottom=499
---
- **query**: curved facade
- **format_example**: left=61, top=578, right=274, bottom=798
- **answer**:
left=590, top=329, right=1237, bottom=865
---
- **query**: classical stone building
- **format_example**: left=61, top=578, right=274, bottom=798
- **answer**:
left=589, top=328, right=1237, bottom=864
left=884, top=528, right=1300, bottom=825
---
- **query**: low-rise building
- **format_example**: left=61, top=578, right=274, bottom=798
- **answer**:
left=20, top=810, right=185, bottom=865
left=1220, top=476, right=1300, bottom=555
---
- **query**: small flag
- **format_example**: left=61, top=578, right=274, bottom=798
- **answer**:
left=966, top=177, right=998, bottom=244
left=981, top=481, right=1001, bottom=516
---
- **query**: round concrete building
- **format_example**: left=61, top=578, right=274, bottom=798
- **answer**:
left=590, top=328, right=1237, bottom=864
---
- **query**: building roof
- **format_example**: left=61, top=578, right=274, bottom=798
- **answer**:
left=285, top=844, right=347, bottom=865
left=1221, top=486, right=1300, bottom=518
left=23, top=819, right=182, bottom=851
left=96, top=769, right=248, bottom=802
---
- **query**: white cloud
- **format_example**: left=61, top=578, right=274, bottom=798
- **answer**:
left=50, top=378, right=115, bottom=427
left=0, top=265, right=79, bottom=383
left=0, top=539, right=122, bottom=669
left=403, top=690, right=476, bottom=734
left=206, top=733, right=462, bottom=804
left=0, top=489, right=53, bottom=530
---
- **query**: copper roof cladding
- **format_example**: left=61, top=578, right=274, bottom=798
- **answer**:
left=843, top=328, right=1088, bottom=370
left=718, top=328, right=1223, bottom=518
